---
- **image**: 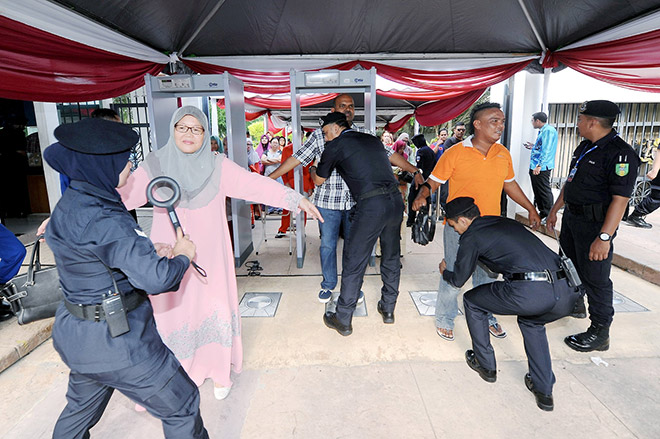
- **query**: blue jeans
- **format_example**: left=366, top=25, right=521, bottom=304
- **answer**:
left=435, top=224, right=498, bottom=330
left=317, top=206, right=352, bottom=291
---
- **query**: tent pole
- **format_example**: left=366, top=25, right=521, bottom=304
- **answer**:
left=178, top=0, right=226, bottom=55
left=516, top=0, right=547, bottom=52
left=542, top=67, right=551, bottom=112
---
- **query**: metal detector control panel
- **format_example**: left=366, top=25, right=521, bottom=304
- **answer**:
left=153, top=75, right=226, bottom=93
left=299, top=70, right=372, bottom=89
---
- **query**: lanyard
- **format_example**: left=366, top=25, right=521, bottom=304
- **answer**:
left=567, top=144, right=597, bottom=182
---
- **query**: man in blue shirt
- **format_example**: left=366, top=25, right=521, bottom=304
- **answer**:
left=526, top=112, right=558, bottom=220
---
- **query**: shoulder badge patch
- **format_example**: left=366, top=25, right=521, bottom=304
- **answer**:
left=615, top=163, right=629, bottom=177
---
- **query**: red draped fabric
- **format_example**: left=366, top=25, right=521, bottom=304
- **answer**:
left=415, top=89, right=487, bottom=126
left=0, top=16, right=164, bottom=102
left=384, top=115, right=413, bottom=133
left=190, top=59, right=528, bottom=125
left=542, top=28, right=660, bottom=92
left=361, top=60, right=530, bottom=93
left=245, top=110, right=267, bottom=121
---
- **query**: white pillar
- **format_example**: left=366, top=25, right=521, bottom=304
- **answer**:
left=33, top=102, right=61, bottom=212
left=505, top=71, right=543, bottom=218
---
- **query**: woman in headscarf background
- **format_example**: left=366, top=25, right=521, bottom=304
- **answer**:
left=119, top=106, right=322, bottom=401
left=43, top=118, right=207, bottom=438
left=210, top=135, right=223, bottom=154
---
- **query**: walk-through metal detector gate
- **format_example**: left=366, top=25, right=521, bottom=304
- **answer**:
left=145, top=73, right=252, bottom=267
left=290, top=68, right=377, bottom=268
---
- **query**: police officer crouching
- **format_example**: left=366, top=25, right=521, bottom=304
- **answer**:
left=43, top=118, right=208, bottom=438
left=547, top=100, right=640, bottom=353
left=439, top=197, right=580, bottom=411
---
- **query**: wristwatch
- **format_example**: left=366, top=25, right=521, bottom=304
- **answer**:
left=598, top=232, right=612, bottom=242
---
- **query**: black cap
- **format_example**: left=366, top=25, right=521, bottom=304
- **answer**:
left=54, top=118, right=138, bottom=155
left=579, top=100, right=620, bottom=118
left=444, top=197, right=476, bottom=219
left=319, top=111, right=347, bottom=127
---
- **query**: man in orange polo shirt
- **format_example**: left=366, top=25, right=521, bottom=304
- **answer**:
left=413, top=102, right=541, bottom=341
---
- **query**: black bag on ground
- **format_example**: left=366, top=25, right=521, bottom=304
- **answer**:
left=0, top=236, right=62, bottom=325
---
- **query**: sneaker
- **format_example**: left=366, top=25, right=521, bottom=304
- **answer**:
left=275, top=231, right=286, bottom=238
left=318, top=289, right=332, bottom=303
left=357, top=290, right=365, bottom=305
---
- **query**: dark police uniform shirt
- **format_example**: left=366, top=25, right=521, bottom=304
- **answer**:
left=564, top=130, right=639, bottom=207
left=46, top=180, right=190, bottom=373
left=443, top=216, right=562, bottom=289
left=415, top=145, right=436, bottom=179
left=316, top=130, right=397, bottom=199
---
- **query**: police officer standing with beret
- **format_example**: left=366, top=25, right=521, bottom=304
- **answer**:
left=43, top=118, right=208, bottom=438
left=547, top=100, right=640, bottom=353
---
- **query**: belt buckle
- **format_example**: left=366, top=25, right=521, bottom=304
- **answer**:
left=544, top=269, right=554, bottom=284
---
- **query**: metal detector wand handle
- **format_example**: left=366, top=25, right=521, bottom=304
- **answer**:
left=146, top=176, right=207, bottom=277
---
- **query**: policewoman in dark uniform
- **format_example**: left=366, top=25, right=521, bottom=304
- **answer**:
left=312, top=112, right=418, bottom=336
left=43, top=118, right=208, bottom=438
left=547, top=100, right=639, bottom=353
left=440, top=197, right=580, bottom=411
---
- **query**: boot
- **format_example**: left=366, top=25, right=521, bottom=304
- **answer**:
left=565, top=323, right=610, bottom=352
left=570, top=296, right=587, bottom=319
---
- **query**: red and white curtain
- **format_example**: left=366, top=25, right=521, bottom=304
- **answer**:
left=2, top=0, right=659, bottom=125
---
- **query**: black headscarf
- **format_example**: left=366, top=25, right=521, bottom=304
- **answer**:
left=44, top=142, right=130, bottom=197
left=411, top=134, right=427, bottom=149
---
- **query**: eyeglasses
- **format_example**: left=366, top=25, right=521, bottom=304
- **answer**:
left=174, top=124, right=205, bottom=135
left=455, top=128, right=466, bottom=132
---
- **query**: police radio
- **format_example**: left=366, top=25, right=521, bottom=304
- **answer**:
left=553, top=230, right=582, bottom=288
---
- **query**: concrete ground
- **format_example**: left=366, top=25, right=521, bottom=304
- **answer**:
left=2, top=210, right=660, bottom=438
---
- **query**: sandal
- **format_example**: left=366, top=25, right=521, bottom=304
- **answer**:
left=489, top=323, right=507, bottom=339
left=436, top=327, right=454, bottom=341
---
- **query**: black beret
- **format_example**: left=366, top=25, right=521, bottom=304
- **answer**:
left=54, top=118, right=138, bottom=155
left=445, top=197, right=476, bottom=219
left=319, top=111, right=347, bottom=127
left=579, top=100, right=620, bottom=118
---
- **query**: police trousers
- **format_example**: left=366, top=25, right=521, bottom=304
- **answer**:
left=53, top=350, right=208, bottom=439
left=560, top=210, right=615, bottom=326
left=335, top=191, right=404, bottom=326
left=463, top=278, right=579, bottom=395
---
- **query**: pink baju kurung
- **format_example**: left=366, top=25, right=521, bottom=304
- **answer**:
left=119, top=156, right=300, bottom=387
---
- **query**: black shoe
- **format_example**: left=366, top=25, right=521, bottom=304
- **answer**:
left=564, top=323, right=610, bottom=352
left=274, top=231, right=286, bottom=238
left=377, top=301, right=394, bottom=324
left=626, top=215, right=652, bottom=229
left=0, top=303, right=14, bottom=322
left=525, top=373, right=554, bottom=411
left=323, top=312, right=352, bottom=336
left=465, top=350, right=496, bottom=383
left=570, top=296, right=587, bottom=319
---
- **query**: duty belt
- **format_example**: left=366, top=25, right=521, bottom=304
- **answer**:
left=508, top=269, right=567, bottom=284
left=359, top=185, right=399, bottom=201
left=564, top=202, right=607, bottom=222
left=64, top=292, right=146, bottom=322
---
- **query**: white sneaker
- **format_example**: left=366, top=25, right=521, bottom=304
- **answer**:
left=214, top=385, right=232, bottom=400
left=357, top=290, right=365, bottom=304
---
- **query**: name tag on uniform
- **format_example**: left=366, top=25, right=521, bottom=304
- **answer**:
left=567, top=167, right=577, bottom=182
left=134, top=229, right=148, bottom=238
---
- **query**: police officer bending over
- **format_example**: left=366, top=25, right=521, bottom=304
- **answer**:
left=547, top=100, right=639, bottom=353
left=43, top=118, right=208, bottom=438
left=439, top=197, right=580, bottom=411
left=311, top=112, right=421, bottom=336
